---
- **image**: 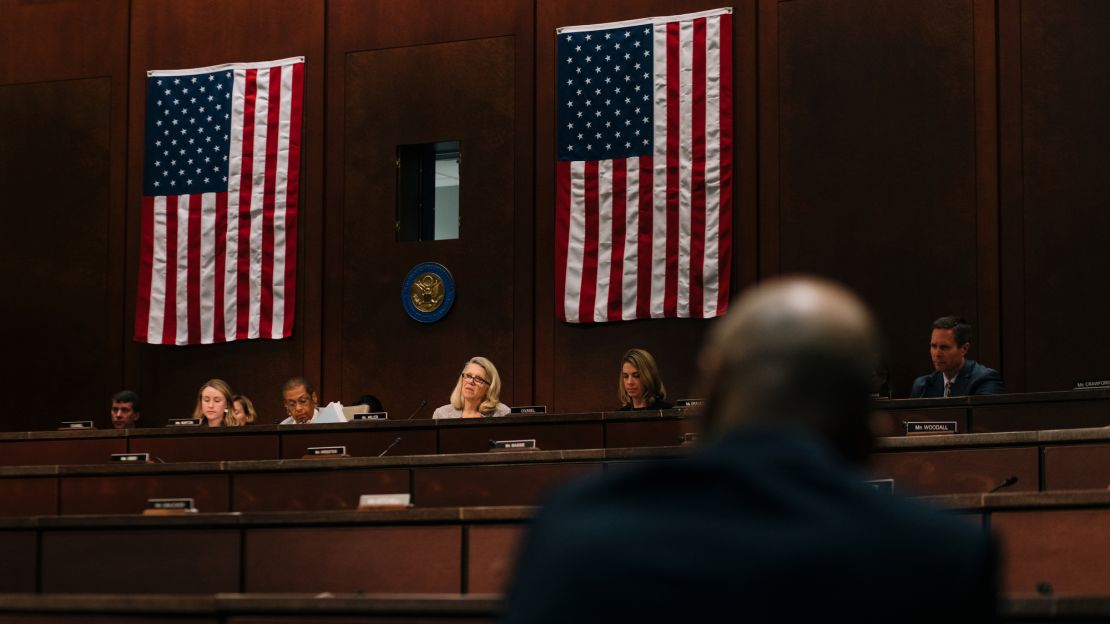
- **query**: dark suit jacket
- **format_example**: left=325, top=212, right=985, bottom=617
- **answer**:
left=502, top=428, right=996, bottom=623
left=911, top=359, right=1004, bottom=398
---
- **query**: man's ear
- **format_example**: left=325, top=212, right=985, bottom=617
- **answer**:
left=958, top=342, right=970, bottom=357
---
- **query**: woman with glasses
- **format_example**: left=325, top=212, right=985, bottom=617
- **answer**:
left=191, top=379, right=243, bottom=427
left=618, top=348, right=673, bottom=410
left=432, top=356, right=511, bottom=419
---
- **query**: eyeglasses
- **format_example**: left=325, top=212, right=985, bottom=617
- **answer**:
left=461, top=373, right=490, bottom=386
left=284, top=396, right=314, bottom=409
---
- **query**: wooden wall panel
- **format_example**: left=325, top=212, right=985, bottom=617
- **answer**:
left=769, top=0, right=997, bottom=398
left=126, top=0, right=326, bottom=426
left=326, top=0, right=532, bottom=418
left=534, top=0, right=756, bottom=413
left=1013, top=0, right=1110, bottom=391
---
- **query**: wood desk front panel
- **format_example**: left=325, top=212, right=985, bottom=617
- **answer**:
left=604, top=419, right=691, bottom=448
left=412, top=463, right=600, bottom=507
left=130, top=434, right=279, bottom=463
left=466, top=524, right=526, bottom=594
left=1043, top=443, right=1110, bottom=490
left=0, top=531, right=36, bottom=592
left=992, top=509, right=1110, bottom=596
left=869, top=447, right=1039, bottom=496
left=0, top=477, right=57, bottom=517
left=58, top=474, right=230, bottom=515
left=233, top=468, right=409, bottom=512
left=0, top=439, right=126, bottom=467
left=973, top=400, right=1110, bottom=433
left=437, top=423, right=603, bottom=454
left=280, top=429, right=437, bottom=459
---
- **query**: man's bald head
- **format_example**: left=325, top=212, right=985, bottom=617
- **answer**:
left=697, top=277, right=881, bottom=462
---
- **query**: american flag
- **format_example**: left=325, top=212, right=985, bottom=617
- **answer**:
left=135, top=57, right=304, bottom=345
left=555, top=8, right=733, bottom=323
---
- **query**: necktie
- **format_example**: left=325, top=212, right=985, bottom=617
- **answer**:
left=943, top=380, right=952, bottom=398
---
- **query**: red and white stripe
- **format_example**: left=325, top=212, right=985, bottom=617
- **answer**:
left=135, top=57, right=303, bottom=345
left=556, top=9, right=732, bottom=323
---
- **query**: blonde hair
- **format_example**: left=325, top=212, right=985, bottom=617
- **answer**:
left=449, top=356, right=503, bottom=415
left=230, top=394, right=258, bottom=426
left=618, top=348, right=667, bottom=407
left=192, top=379, right=234, bottom=425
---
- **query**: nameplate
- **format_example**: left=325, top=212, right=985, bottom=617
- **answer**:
left=490, top=439, right=537, bottom=450
left=167, top=418, right=203, bottom=427
left=904, top=421, right=958, bottom=436
left=306, top=446, right=347, bottom=457
left=678, top=432, right=698, bottom=445
left=1075, top=379, right=1110, bottom=390
left=59, top=421, right=95, bottom=430
left=353, top=412, right=389, bottom=420
left=674, top=398, right=706, bottom=409
left=510, top=405, right=547, bottom=414
left=111, top=452, right=151, bottom=463
left=143, top=497, right=198, bottom=515
left=866, top=479, right=895, bottom=494
left=357, top=493, right=411, bottom=510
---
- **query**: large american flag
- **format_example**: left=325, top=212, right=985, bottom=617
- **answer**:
left=135, top=57, right=304, bottom=345
left=556, top=8, right=732, bottom=323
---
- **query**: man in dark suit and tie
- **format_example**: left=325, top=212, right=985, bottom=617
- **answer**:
left=910, top=316, right=1004, bottom=398
left=502, top=279, right=997, bottom=623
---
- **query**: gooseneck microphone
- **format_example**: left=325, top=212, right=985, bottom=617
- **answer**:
left=378, top=436, right=403, bottom=457
left=988, top=475, right=1019, bottom=493
left=405, top=399, right=428, bottom=420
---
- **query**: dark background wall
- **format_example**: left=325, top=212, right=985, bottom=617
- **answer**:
left=0, top=0, right=1104, bottom=429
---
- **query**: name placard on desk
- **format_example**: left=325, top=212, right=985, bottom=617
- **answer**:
left=167, top=418, right=203, bottom=427
left=144, top=498, right=197, bottom=515
left=490, top=439, right=538, bottom=451
left=510, top=405, right=547, bottom=414
left=904, top=421, right=958, bottom=436
left=1075, top=379, right=1110, bottom=390
left=680, top=432, right=698, bottom=445
left=111, top=452, right=151, bottom=463
left=305, top=446, right=348, bottom=458
left=866, top=479, right=895, bottom=494
left=675, top=398, right=705, bottom=409
left=59, top=421, right=95, bottom=430
left=353, top=412, right=389, bottom=421
left=358, top=493, right=411, bottom=510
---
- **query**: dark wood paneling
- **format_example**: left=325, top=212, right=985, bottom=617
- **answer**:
left=1018, top=0, right=1110, bottom=392
left=0, top=478, right=57, bottom=517
left=0, top=438, right=127, bottom=467
left=1044, top=444, right=1110, bottom=490
left=972, top=400, right=1110, bottom=433
left=244, top=526, right=461, bottom=593
left=130, top=433, right=280, bottom=462
left=878, top=407, right=969, bottom=437
left=467, top=525, right=526, bottom=594
left=869, top=446, right=1038, bottom=496
left=771, top=0, right=996, bottom=398
left=58, top=474, right=229, bottom=515
left=0, top=617, right=214, bottom=624
left=127, top=0, right=326, bottom=427
left=0, top=531, right=37, bottom=593
left=41, top=529, right=240, bottom=593
left=0, top=78, right=113, bottom=433
left=412, top=463, right=600, bottom=507
left=233, top=469, right=408, bottom=512
left=992, top=509, right=1110, bottom=596
left=437, top=422, right=603, bottom=454
left=280, top=429, right=436, bottom=459
left=534, top=0, right=752, bottom=414
left=605, top=418, right=694, bottom=448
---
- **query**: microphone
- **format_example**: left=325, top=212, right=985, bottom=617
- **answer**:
left=378, top=436, right=403, bottom=457
left=488, top=439, right=497, bottom=448
left=988, top=475, right=1018, bottom=493
left=405, top=399, right=427, bottom=420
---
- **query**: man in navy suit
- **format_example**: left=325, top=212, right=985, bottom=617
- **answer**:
left=503, top=279, right=997, bottom=623
left=910, top=316, right=1004, bottom=398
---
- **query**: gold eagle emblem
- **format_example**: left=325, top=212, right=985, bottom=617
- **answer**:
left=411, top=273, right=445, bottom=313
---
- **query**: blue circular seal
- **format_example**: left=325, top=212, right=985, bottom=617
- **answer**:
left=402, top=262, right=455, bottom=323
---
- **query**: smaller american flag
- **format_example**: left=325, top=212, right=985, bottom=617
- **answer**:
left=135, top=57, right=304, bottom=345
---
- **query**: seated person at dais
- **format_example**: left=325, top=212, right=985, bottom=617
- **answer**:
left=618, top=348, right=673, bottom=410
left=910, top=316, right=1003, bottom=398
left=280, top=377, right=320, bottom=424
left=230, top=394, right=258, bottom=426
left=110, top=390, right=141, bottom=429
left=192, top=379, right=238, bottom=427
left=432, top=357, right=511, bottom=419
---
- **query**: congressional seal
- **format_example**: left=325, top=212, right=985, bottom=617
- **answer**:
left=402, top=262, right=455, bottom=323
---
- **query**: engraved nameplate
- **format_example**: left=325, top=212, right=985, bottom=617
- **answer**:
left=353, top=412, right=389, bottom=420
left=510, top=405, right=547, bottom=414
left=59, top=421, right=94, bottom=430
left=866, top=479, right=895, bottom=494
left=680, top=432, right=698, bottom=444
left=147, top=498, right=196, bottom=511
left=111, top=452, right=151, bottom=463
left=307, top=446, right=347, bottom=456
left=167, top=418, right=203, bottom=427
left=904, top=421, right=958, bottom=436
left=358, top=493, right=412, bottom=510
left=674, top=398, right=706, bottom=408
left=491, top=439, right=537, bottom=450
left=1075, top=379, right=1110, bottom=390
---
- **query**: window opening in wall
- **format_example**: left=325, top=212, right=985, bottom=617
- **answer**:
left=396, top=140, right=460, bottom=241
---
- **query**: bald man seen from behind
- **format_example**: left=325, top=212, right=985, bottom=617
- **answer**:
left=503, top=277, right=996, bottom=623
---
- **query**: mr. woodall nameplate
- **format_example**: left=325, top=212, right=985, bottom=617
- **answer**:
left=904, top=421, right=958, bottom=436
